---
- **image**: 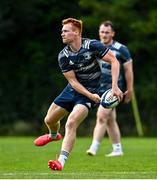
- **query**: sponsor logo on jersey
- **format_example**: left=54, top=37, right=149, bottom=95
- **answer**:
left=69, top=60, right=74, bottom=65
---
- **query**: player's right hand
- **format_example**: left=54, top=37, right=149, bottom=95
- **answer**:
left=89, top=93, right=101, bottom=103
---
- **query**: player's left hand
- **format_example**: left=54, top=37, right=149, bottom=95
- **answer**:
left=111, top=86, right=123, bottom=102
left=123, top=90, right=133, bottom=103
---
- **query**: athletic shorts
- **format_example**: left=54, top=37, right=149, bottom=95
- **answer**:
left=54, top=84, right=97, bottom=112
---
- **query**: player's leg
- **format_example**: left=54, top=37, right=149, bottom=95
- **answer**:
left=87, top=105, right=112, bottom=155
left=45, top=102, right=68, bottom=134
left=106, top=108, right=123, bottom=157
left=34, top=103, right=68, bottom=146
left=48, top=104, right=88, bottom=170
left=62, top=104, right=88, bottom=151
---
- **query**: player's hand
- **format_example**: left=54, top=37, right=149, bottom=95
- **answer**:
left=123, top=90, right=133, bottom=103
left=89, top=93, right=101, bottom=103
left=111, top=86, right=123, bottom=102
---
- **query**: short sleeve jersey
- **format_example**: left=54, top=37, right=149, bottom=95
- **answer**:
left=58, top=38, right=109, bottom=93
left=99, top=41, right=132, bottom=93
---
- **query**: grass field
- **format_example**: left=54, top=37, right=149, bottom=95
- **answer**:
left=0, top=136, right=157, bottom=179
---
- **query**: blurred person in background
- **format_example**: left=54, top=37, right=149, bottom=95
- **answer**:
left=87, top=20, right=134, bottom=157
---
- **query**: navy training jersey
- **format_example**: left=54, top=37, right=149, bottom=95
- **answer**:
left=99, top=41, right=132, bottom=93
left=58, top=38, right=109, bottom=93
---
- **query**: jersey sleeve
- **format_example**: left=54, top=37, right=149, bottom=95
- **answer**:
left=90, top=40, right=109, bottom=59
left=120, top=45, right=132, bottom=64
left=58, top=52, right=72, bottom=73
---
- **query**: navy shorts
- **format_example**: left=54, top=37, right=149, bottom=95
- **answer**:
left=54, top=84, right=97, bottom=112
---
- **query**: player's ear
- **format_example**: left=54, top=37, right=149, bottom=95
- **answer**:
left=112, top=31, right=115, bottom=38
left=74, top=30, right=80, bottom=36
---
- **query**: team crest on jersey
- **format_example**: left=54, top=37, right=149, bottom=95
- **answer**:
left=69, top=60, right=74, bottom=65
left=82, top=52, right=92, bottom=60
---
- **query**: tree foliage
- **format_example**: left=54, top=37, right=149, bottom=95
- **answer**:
left=79, top=0, right=157, bottom=136
left=0, top=0, right=157, bottom=135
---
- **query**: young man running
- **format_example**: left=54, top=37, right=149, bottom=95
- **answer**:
left=34, top=18, right=123, bottom=170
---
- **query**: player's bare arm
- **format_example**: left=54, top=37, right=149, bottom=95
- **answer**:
left=123, top=60, right=134, bottom=103
left=63, top=70, right=101, bottom=103
left=101, top=49, right=123, bottom=101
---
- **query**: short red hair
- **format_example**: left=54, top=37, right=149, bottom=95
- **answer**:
left=62, top=18, right=83, bottom=35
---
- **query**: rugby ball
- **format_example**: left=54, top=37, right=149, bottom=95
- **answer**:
left=101, top=89, right=119, bottom=108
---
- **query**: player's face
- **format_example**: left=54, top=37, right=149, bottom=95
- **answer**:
left=61, top=23, right=78, bottom=44
left=99, top=25, right=115, bottom=45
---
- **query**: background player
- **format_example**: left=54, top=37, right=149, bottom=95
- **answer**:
left=87, top=20, right=134, bottom=157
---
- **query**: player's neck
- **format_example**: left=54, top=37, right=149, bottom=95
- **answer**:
left=105, top=39, right=114, bottom=46
left=69, top=37, right=81, bottom=52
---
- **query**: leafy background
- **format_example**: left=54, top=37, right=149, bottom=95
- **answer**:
left=0, top=0, right=157, bottom=136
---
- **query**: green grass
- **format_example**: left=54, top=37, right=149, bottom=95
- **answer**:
left=0, top=137, right=157, bottom=179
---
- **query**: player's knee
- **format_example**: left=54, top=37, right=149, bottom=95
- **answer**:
left=96, top=114, right=107, bottom=125
left=44, top=116, right=51, bottom=125
left=65, top=119, right=77, bottom=130
left=98, top=117, right=106, bottom=124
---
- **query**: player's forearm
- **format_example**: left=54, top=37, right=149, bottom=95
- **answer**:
left=125, top=64, right=134, bottom=91
left=111, top=59, right=120, bottom=89
left=125, top=72, right=134, bottom=91
left=69, top=79, right=93, bottom=98
left=69, top=79, right=100, bottom=103
left=102, top=50, right=120, bottom=89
